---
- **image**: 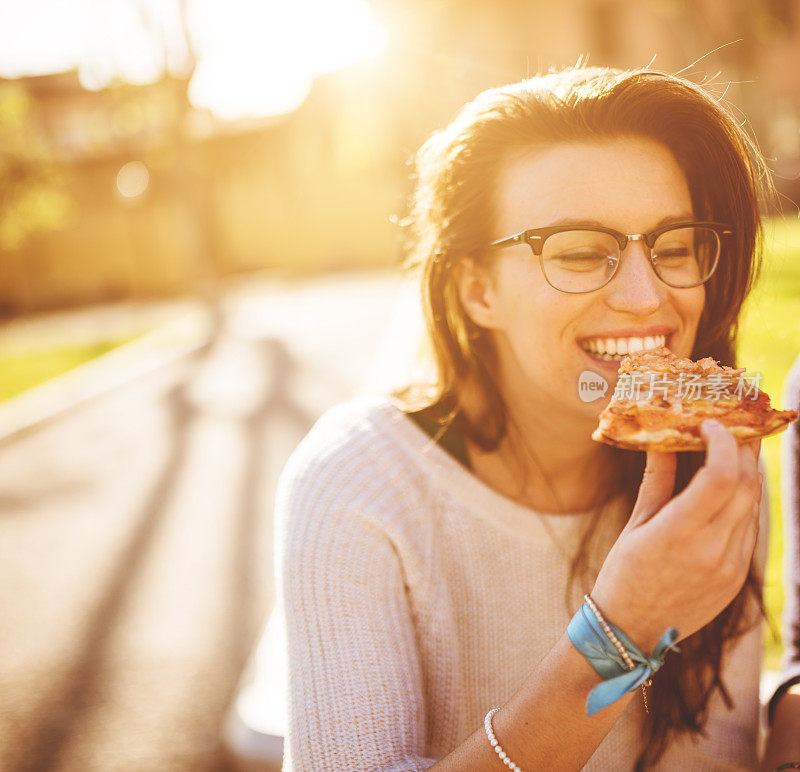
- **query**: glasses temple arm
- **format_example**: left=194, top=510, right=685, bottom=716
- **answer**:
left=488, top=233, right=526, bottom=249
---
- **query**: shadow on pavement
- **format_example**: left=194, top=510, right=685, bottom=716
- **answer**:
left=12, top=319, right=312, bottom=772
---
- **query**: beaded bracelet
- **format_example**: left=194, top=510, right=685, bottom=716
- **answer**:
left=484, top=708, right=525, bottom=771
left=582, top=594, right=653, bottom=713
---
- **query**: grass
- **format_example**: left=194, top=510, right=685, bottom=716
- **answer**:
left=0, top=334, right=142, bottom=403
left=738, top=216, right=800, bottom=669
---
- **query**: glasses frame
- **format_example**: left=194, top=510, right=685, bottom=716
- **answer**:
left=487, top=220, right=734, bottom=293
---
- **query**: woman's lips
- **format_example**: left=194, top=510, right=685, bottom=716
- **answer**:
left=579, top=345, right=626, bottom=371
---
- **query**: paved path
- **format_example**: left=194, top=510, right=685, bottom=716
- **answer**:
left=0, top=271, right=409, bottom=772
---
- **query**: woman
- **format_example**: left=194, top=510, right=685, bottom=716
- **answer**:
left=274, top=65, right=777, bottom=770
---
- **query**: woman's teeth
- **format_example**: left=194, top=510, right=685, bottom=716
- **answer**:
left=579, top=334, right=667, bottom=361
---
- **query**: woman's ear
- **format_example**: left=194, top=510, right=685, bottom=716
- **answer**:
left=452, top=257, right=502, bottom=331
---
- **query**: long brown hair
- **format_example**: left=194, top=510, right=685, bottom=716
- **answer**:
left=392, top=65, right=777, bottom=768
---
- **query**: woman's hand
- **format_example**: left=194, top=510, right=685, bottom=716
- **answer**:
left=590, top=419, right=762, bottom=652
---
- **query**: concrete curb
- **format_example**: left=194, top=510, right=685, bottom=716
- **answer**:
left=0, top=309, right=214, bottom=443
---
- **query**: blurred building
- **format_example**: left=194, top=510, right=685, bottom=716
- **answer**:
left=1, top=0, right=799, bottom=315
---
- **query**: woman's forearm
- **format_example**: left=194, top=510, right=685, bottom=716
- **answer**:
left=761, top=684, right=800, bottom=771
left=430, top=631, right=634, bottom=770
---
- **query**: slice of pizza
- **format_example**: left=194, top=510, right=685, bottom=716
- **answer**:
left=591, top=346, right=799, bottom=452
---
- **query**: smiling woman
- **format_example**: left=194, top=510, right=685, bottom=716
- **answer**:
left=451, top=135, right=708, bottom=489
left=274, top=65, right=785, bottom=771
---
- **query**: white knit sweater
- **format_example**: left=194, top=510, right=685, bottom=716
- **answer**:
left=274, top=394, right=767, bottom=771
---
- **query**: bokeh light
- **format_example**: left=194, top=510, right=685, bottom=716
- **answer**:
left=116, top=161, right=150, bottom=199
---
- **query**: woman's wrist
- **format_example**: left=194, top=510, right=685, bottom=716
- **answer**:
left=567, top=595, right=678, bottom=716
left=588, top=585, right=668, bottom=654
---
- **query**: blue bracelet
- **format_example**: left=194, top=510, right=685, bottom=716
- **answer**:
left=567, top=599, right=679, bottom=716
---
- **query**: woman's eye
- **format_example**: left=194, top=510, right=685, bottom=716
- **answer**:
left=655, top=248, right=691, bottom=261
left=551, top=252, right=608, bottom=270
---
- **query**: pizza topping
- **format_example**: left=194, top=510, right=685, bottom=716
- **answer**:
left=617, top=345, right=746, bottom=377
left=591, top=346, right=799, bottom=451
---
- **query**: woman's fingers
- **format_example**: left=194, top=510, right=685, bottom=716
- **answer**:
left=719, top=462, right=762, bottom=562
left=710, top=438, right=760, bottom=523
left=669, top=420, right=741, bottom=525
left=728, top=438, right=764, bottom=563
left=723, top=492, right=762, bottom=572
left=704, top=437, right=763, bottom=586
left=740, top=436, right=761, bottom=468
left=626, top=450, right=677, bottom=529
left=739, top=499, right=762, bottom=565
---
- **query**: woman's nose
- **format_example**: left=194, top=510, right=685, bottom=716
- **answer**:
left=603, top=241, right=667, bottom=315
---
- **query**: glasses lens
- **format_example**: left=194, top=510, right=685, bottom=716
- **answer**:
left=540, top=230, right=619, bottom=292
left=651, top=226, right=720, bottom=287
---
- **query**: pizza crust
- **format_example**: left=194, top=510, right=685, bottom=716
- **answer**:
left=591, top=412, right=796, bottom=452
left=591, top=427, right=704, bottom=452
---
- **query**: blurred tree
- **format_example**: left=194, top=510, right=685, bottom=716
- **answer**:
left=0, top=80, right=73, bottom=251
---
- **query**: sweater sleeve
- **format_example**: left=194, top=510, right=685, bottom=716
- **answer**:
left=767, top=354, right=800, bottom=723
left=274, top=427, right=439, bottom=772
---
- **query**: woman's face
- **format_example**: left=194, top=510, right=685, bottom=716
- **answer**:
left=456, top=136, right=706, bottom=425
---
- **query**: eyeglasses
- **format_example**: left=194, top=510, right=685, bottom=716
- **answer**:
left=487, top=221, right=733, bottom=294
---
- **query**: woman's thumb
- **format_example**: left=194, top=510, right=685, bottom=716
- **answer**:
left=627, top=451, right=677, bottom=528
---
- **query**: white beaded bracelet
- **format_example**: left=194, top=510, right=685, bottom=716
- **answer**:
left=484, top=707, right=525, bottom=771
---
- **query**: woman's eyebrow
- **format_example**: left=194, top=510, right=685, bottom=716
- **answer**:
left=544, top=212, right=696, bottom=229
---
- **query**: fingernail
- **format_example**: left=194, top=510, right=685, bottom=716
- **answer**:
left=701, top=419, right=721, bottom=433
